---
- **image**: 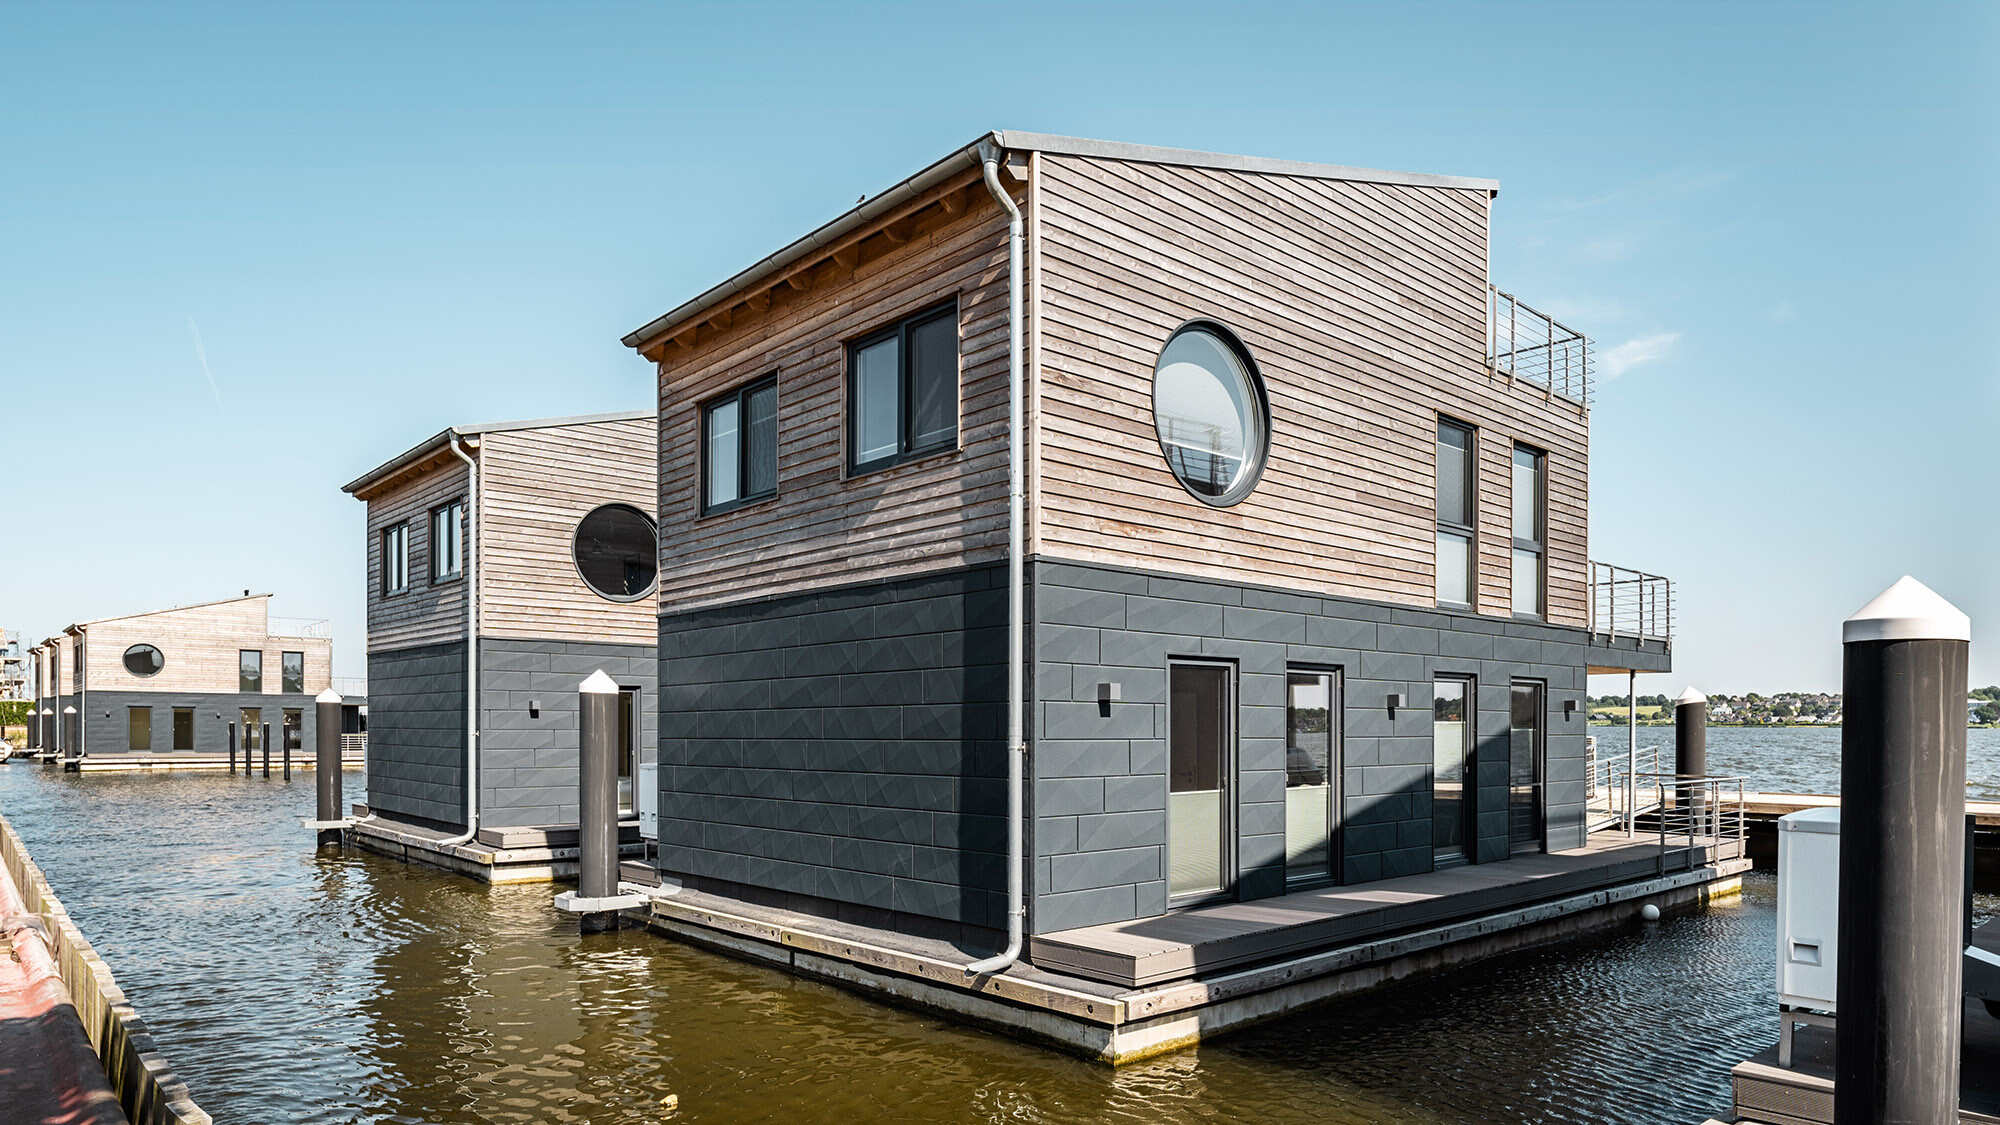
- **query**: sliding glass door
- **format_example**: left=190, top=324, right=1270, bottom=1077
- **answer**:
left=1432, top=678, right=1473, bottom=867
left=1285, top=669, right=1341, bottom=887
left=1169, top=662, right=1233, bottom=903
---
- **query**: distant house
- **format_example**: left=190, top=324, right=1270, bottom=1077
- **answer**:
left=342, top=411, right=658, bottom=836
left=30, top=594, right=337, bottom=761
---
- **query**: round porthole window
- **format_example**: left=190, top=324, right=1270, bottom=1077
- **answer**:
left=572, top=503, right=659, bottom=602
left=1151, top=322, right=1270, bottom=505
left=123, top=644, right=164, bottom=677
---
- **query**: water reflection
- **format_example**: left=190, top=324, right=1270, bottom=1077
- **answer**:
left=5, top=763, right=1986, bottom=1124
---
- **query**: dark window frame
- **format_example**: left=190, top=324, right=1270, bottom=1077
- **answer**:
left=430, top=499, right=465, bottom=583
left=172, top=707, right=195, bottom=751
left=381, top=521, right=410, bottom=597
left=846, top=299, right=961, bottom=476
left=1283, top=663, right=1344, bottom=890
left=1435, top=417, right=1477, bottom=609
left=281, top=650, right=305, bottom=695
left=1508, top=679, right=1547, bottom=854
left=127, top=706, right=151, bottom=752
left=1165, top=656, right=1240, bottom=909
left=239, top=649, right=263, bottom=694
left=122, top=643, right=164, bottom=678
left=1430, top=673, right=1477, bottom=870
left=700, top=374, right=781, bottom=516
left=570, top=502, right=659, bottom=603
left=1510, top=443, right=1547, bottom=619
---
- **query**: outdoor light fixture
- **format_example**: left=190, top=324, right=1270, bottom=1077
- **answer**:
left=1386, top=692, right=1405, bottom=714
left=1564, top=699, right=1578, bottom=719
left=1096, top=682, right=1120, bottom=703
left=528, top=699, right=540, bottom=719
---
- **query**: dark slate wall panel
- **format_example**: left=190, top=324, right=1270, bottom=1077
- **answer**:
left=478, top=637, right=656, bottom=829
left=81, top=690, right=321, bottom=757
left=366, top=640, right=468, bottom=830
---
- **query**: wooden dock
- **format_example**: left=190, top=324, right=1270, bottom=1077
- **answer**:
left=58, top=748, right=365, bottom=773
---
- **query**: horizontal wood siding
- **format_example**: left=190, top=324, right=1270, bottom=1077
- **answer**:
left=1033, top=155, right=1590, bottom=627
left=78, top=597, right=333, bottom=695
left=478, top=419, right=657, bottom=644
left=366, top=458, right=470, bottom=652
left=653, top=185, right=1016, bottom=611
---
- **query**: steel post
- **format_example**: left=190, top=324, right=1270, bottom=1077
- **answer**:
left=261, top=722, right=271, bottom=779
left=1834, top=577, right=1969, bottom=1124
left=228, top=721, right=236, bottom=774
left=315, top=692, right=342, bottom=846
left=1674, top=688, right=1708, bottom=834
left=576, top=670, right=621, bottom=933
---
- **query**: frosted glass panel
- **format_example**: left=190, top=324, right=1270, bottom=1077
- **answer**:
left=1169, top=790, right=1223, bottom=899
left=1512, top=546, right=1541, bottom=616
left=1437, top=531, right=1471, bottom=604
left=1285, top=785, right=1330, bottom=876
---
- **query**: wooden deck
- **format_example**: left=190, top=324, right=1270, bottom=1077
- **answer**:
left=1031, top=830, right=1739, bottom=987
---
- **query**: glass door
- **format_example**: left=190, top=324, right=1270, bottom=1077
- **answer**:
left=1285, top=669, right=1341, bottom=887
left=1169, top=662, right=1233, bottom=903
left=617, top=688, right=637, bottom=815
left=240, top=708, right=262, bottom=752
left=1509, top=682, right=1545, bottom=852
left=1431, top=679, right=1472, bottom=867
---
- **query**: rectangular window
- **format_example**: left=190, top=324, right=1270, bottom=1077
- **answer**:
left=282, top=651, right=305, bottom=694
left=703, top=376, right=779, bottom=513
left=847, top=302, right=959, bottom=474
left=617, top=688, right=639, bottom=815
left=382, top=522, right=410, bottom=595
left=1436, top=420, right=1475, bottom=606
left=1285, top=669, right=1341, bottom=887
left=172, top=707, right=194, bottom=751
left=1509, top=681, right=1546, bottom=852
left=239, top=649, right=263, bottom=693
left=283, top=708, right=303, bottom=752
left=1432, top=677, right=1474, bottom=867
left=1511, top=445, right=1545, bottom=617
left=128, top=706, right=151, bottom=751
left=1168, top=661, right=1234, bottom=903
left=430, top=500, right=464, bottom=581
left=240, top=708, right=261, bottom=751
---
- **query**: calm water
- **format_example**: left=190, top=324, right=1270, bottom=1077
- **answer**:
left=0, top=735, right=1992, bottom=1125
left=1587, top=724, right=2000, bottom=800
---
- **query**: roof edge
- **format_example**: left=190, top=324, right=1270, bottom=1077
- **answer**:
left=995, top=131, right=1500, bottom=193
left=341, top=409, right=654, bottom=496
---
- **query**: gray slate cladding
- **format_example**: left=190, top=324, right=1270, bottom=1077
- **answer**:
left=367, top=639, right=468, bottom=829
left=656, top=566, right=1010, bottom=933
left=479, top=637, right=656, bottom=829
left=80, top=690, right=323, bottom=757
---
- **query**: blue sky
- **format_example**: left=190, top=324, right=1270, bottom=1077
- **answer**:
left=4, top=2, right=1995, bottom=692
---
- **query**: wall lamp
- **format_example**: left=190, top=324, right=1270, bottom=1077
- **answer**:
left=1386, top=692, right=1405, bottom=716
left=1564, top=699, right=1579, bottom=720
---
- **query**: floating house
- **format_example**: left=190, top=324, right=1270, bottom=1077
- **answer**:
left=28, top=594, right=339, bottom=766
left=341, top=412, right=658, bottom=872
left=615, top=131, right=1727, bottom=1059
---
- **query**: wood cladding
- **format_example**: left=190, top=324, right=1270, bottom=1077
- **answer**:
left=651, top=147, right=1592, bottom=628
left=74, top=596, right=332, bottom=696
left=365, top=456, right=470, bottom=652
left=478, top=419, right=657, bottom=644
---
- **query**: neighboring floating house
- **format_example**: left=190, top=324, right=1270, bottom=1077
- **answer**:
left=341, top=411, right=658, bottom=849
left=31, top=594, right=338, bottom=764
left=617, top=131, right=1708, bottom=1057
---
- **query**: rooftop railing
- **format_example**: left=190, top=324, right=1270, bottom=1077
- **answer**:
left=1590, top=562, right=1673, bottom=644
left=331, top=676, right=368, bottom=699
left=268, top=617, right=332, bottom=640
left=1489, top=285, right=1593, bottom=405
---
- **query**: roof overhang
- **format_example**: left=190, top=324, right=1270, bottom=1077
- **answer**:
left=342, top=409, right=653, bottom=501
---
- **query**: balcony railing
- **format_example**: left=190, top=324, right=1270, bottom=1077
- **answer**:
left=331, top=677, right=368, bottom=699
left=1489, top=285, right=1593, bottom=405
left=268, top=617, right=332, bottom=639
left=1589, top=562, right=1673, bottom=644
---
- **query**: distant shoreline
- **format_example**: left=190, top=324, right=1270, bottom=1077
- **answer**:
left=1586, top=720, right=2000, bottom=730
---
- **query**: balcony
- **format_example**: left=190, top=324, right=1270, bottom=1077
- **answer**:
left=1588, top=561, right=1672, bottom=675
left=1488, top=285, right=1593, bottom=405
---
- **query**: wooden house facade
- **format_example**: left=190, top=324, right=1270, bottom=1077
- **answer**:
left=39, top=595, right=335, bottom=760
left=625, top=132, right=1673, bottom=957
left=343, top=411, right=659, bottom=833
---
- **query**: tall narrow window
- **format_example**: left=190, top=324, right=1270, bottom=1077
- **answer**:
left=847, top=302, right=959, bottom=474
left=703, top=376, right=779, bottom=513
left=617, top=687, right=639, bottom=815
left=1432, top=677, right=1473, bottom=867
left=281, top=651, right=305, bottom=694
left=382, top=522, right=410, bottom=595
left=1436, top=421, right=1475, bottom=606
left=1509, top=681, right=1545, bottom=852
left=128, top=706, right=151, bottom=751
left=283, top=708, right=303, bottom=753
left=1285, top=669, right=1341, bottom=887
left=240, top=708, right=261, bottom=751
left=172, top=707, right=194, bottom=751
left=1511, top=445, right=1545, bottom=617
left=431, top=499, right=464, bottom=581
left=1169, top=662, right=1234, bottom=903
left=239, top=650, right=263, bottom=693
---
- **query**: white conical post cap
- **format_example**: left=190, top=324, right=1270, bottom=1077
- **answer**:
left=316, top=688, right=343, bottom=704
left=580, top=669, right=619, bottom=695
left=63, top=706, right=75, bottom=714
left=1843, top=576, right=1971, bottom=644
left=1674, top=687, right=1707, bottom=706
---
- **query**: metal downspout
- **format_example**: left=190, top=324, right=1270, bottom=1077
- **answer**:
left=439, top=433, right=481, bottom=848
left=965, top=140, right=1025, bottom=977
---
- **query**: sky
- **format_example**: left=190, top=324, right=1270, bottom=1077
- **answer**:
left=3, top=1, right=1995, bottom=692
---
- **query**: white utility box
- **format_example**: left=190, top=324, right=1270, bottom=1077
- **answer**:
left=637, top=761, right=658, bottom=841
left=1776, top=806, right=1841, bottom=1010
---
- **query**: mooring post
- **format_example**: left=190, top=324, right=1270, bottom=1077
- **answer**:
left=62, top=705, right=78, bottom=766
left=1834, top=576, right=1970, bottom=1124
left=1674, top=687, right=1707, bottom=834
left=283, top=728, right=292, bottom=780
left=261, top=722, right=271, bottom=779
left=576, top=670, right=621, bottom=933
left=314, top=690, right=344, bottom=846
left=227, top=721, right=237, bottom=774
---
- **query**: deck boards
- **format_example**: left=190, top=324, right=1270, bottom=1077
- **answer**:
left=1030, top=833, right=1725, bottom=986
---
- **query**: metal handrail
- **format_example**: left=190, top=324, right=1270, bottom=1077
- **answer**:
left=1637, top=773, right=1750, bottom=874
left=1590, top=561, right=1673, bottom=644
left=268, top=617, right=332, bottom=639
left=1589, top=743, right=1664, bottom=834
left=1488, top=285, right=1594, bottom=404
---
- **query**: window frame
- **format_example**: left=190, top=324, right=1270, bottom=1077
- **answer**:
left=700, top=374, right=781, bottom=515
left=1508, top=679, right=1547, bottom=854
left=172, top=707, right=195, bottom=751
left=239, top=649, right=263, bottom=694
left=845, top=300, right=961, bottom=476
left=1283, top=664, right=1344, bottom=890
left=381, top=521, right=410, bottom=597
left=1430, top=673, right=1477, bottom=870
left=122, top=643, right=164, bottom=678
left=127, top=706, right=151, bottom=752
left=1510, top=444, right=1547, bottom=619
left=570, top=502, right=660, bottom=603
left=1165, top=657, right=1240, bottom=909
left=281, top=650, right=305, bottom=695
left=1435, top=418, right=1477, bottom=609
left=1151, top=318, right=1273, bottom=508
left=430, top=499, right=465, bottom=583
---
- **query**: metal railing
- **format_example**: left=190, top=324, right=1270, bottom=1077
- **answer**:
left=268, top=617, right=332, bottom=639
left=1489, top=285, right=1593, bottom=404
left=1590, top=562, right=1673, bottom=643
left=331, top=676, right=368, bottom=699
left=1587, top=741, right=1662, bottom=834
left=340, top=733, right=367, bottom=756
left=1639, top=773, right=1750, bottom=874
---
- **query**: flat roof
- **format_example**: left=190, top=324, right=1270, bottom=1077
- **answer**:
left=341, top=409, right=654, bottom=497
left=622, top=129, right=1498, bottom=353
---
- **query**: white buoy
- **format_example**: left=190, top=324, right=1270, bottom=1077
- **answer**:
left=1641, top=903, right=1661, bottom=922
